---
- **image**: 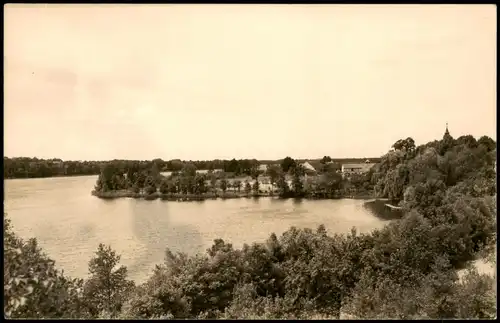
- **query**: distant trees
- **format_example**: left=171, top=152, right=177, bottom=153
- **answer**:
left=3, top=158, right=275, bottom=180
left=320, top=156, right=332, bottom=164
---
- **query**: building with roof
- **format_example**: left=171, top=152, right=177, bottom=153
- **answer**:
left=341, top=161, right=375, bottom=177
left=301, top=161, right=317, bottom=173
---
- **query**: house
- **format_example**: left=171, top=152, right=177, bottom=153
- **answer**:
left=258, top=164, right=268, bottom=172
left=341, top=162, right=375, bottom=177
left=301, top=161, right=316, bottom=173
left=259, top=176, right=271, bottom=184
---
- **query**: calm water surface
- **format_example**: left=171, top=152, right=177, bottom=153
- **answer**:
left=5, top=175, right=389, bottom=283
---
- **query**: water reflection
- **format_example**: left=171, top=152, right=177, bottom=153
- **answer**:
left=129, top=200, right=204, bottom=280
left=363, top=199, right=403, bottom=220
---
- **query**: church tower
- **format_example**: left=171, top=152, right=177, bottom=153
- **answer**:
left=442, top=122, right=453, bottom=142
left=440, top=122, right=454, bottom=155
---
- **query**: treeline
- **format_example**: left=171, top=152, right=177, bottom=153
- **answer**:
left=3, top=157, right=259, bottom=179
left=3, top=157, right=102, bottom=179
left=4, top=131, right=497, bottom=319
left=3, top=156, right=381, bottom=180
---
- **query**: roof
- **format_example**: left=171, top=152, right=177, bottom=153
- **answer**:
left=307, top=160, right=323, bottom=171
left=302, top=161, right=316, bottom=171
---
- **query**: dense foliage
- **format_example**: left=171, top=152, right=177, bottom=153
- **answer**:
left=4, top=131, right=496, bottom=319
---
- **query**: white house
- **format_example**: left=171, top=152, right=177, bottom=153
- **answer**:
left=341, top=162, right=375, bottom=177
left=259, top=164, right=268, bottom=172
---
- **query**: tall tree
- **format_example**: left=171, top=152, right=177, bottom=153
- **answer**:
left=281, top=157, right=296, bottom=173
left=266, top=165, right=281, bottom=192
left=220, top=178, right=228, bottom=194
left=82, top=244, right=134, bottom=318
left=234, top=180, right=242, bottom=193
left=244, top=180, right=252, bottom=196
left=291, top=165, right=305, bottom=197
left=252, top=179, right=260, bottom=196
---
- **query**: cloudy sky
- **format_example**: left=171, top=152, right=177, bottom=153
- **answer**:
left=4, top=4, right=496, bottom=161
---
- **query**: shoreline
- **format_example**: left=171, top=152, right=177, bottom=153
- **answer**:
left=91, top=190, right=376, bottom=202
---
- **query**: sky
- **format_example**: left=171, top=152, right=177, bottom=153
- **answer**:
left=4, top=4, right=497, bottom=161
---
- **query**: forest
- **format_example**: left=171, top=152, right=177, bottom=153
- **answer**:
left=4, top=131, right=497, bottom=319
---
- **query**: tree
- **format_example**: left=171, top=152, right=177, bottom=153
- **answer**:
left=252, top=179, right=260, bottom=196
left=82, top=244, right=135, bottom=318
left=266, top=165, right=281, bottom=192
left=477, top=136, right=496, bottom=152
left=168, top=179, right=178, bottom=194
left=194, top=174, right=207, bottom=195
left=250, top=164, right=260, bottom=180
left=245, top=181, right=252, bottom=195
left=276, top=173, right=290, bottom=197
left=233, top=180, right=242, bottom=193
left=291, top=165, right=305, bottom=197
left=4, top=215, right=85, bottom=319
left=159, top=180, right=169, bottom=194
left=144, top=176, right=157, bottom=195
left=181, top=163, right=197, bottom=177
left=392, top=137, right=416, bottom=153
left=281, top=157, right=296, bottom=173
left=135, top=172, right=147, bottom=190
left=94, top=174, right=106, bottom=192
left=320, top=156, right=332, bottom=164
left=220, top=178, right=228, bottom=194
left=318, top=165, right=343, bottom=196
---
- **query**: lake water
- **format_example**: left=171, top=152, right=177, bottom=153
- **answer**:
left=4, top=175, right=389, bottom=283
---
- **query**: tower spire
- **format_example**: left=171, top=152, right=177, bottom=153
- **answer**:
left=445, top=122, right=449, bottom=136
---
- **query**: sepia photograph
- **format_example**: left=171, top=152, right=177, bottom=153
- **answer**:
left=3, top=4, right=497, bottom=319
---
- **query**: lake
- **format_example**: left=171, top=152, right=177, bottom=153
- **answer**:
left=4, top=175, right=389, bottom=283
